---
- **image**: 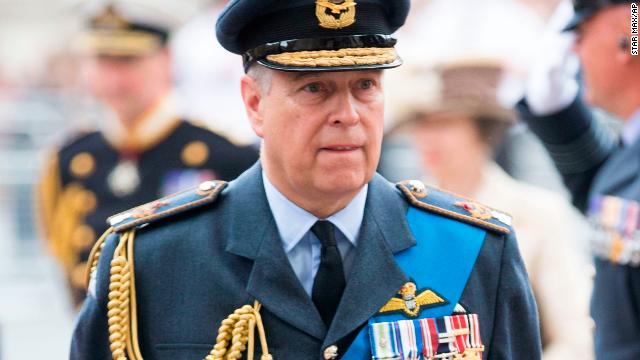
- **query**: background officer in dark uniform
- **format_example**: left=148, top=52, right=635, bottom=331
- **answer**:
left=37, top=0, right=258, bottom=306
left=518, top=0, right=640, bottom=358
left=71, top=1, right=541, bottom=359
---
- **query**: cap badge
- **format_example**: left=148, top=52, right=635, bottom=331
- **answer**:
left=92, top=5, right=129, bottom=30
left=315, top=0, right=357, bottom=29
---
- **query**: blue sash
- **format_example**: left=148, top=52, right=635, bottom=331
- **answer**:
left=342, top=207, right=486, bottom=359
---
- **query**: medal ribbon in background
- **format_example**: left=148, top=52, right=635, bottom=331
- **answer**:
left=588, top=195, right=640, bottom=265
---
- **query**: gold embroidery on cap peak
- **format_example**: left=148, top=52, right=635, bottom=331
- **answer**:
left=266, top=47, right=396, bottom=68
left=316, top=0, right=357, bottom=29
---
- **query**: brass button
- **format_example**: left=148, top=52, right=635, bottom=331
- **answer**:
left=323, top=345, right=338, bottom=360
left=70, top=152, right=95, bottom=178
left=181, top=141, right=210, bottom=167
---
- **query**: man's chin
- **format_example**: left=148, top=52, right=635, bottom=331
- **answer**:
left=314, top=171, right=371, bottom=195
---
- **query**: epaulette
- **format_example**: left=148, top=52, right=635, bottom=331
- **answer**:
left=107, top=180, right=228, bottom=232
left=397, top=180, right=512, bottom=235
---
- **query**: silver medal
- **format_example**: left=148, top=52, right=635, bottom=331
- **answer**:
left=108, top=160, right=140, bottom=197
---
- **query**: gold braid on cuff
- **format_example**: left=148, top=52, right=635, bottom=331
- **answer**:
left=265, top=47, right=397, bottom=67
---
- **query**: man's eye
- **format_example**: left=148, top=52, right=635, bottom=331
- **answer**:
left=359, top=79, right=374, bottom=90
left=304, top=83, right=322, bottom=93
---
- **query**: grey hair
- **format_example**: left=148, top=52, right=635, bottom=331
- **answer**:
left=247, top=64, right=273, bottom=94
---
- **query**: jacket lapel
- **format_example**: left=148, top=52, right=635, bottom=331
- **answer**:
left=323, top=174, right=416, bottom=348
left=224, top=163, right=326, bottom=340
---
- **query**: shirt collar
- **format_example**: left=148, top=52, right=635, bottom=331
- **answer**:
left=621, top=109, right=640, bottom=147
left=262, top=171, right=367, bottom=253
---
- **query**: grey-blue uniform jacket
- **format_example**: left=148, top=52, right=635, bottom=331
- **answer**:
left=518, top=97, right=638, bottom=359
left=70, top=163, right=541, bottom=359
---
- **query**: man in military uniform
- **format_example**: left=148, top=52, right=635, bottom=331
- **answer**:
left=518, top=0, right=640, bottom=358
left=38, top=0, right=258, bottom=305
left=71, top=1, right=541, bottom=359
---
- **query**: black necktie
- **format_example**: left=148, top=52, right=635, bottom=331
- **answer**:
left=311, top=220, right=346, bottom=326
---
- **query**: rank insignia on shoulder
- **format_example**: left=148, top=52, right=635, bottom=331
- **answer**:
left=107, top=180, right=227, bottom=232
left=132, top=200, right=170, bottom=219
left=397, top=179, right=512, bottom=235
left=455, top=201, right=512, bottom=226
left=379, top=282, right=447, bottom=317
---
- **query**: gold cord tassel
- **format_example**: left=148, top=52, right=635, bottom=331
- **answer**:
left=85, top=227, right=114, bottom=288
left=106, top=230, right=144, bottom=360
left=103, top=229, right=272, bottom=360
left=206, top=301, right=273, bottom=360
left=107, top=232, right=131, bottom=360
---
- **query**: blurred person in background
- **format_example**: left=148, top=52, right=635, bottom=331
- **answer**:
left=37, top=0, right=258, bottom=306
left=518, top=0, right=640, bottom=357
left=385, top=0, right=581, bottom=196
left=387, top=61, right=594, bottom=359
left=171, top=0, right=258, bottom=145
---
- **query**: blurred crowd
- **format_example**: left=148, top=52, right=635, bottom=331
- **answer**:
left=0, top=0, right=632, bottom=358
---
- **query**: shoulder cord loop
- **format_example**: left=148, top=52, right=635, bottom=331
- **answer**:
left=103, top=229, right=272, bottom=360
left=107, top=229, right=144, bottom=360
left=206, top=301, right=273, bottom=360
left=85, top=227, right=114, bottom=288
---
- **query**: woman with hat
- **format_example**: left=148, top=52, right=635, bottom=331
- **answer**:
left=387, top=60, right=595, bottom=360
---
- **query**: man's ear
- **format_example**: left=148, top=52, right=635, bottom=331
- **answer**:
left=241, top=75, right=265, bottom=138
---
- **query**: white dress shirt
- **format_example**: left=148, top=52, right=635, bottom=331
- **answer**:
left=262, top=171, right=367, bottom=296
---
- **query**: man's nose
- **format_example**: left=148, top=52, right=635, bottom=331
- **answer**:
left=329, top=93, right=360, bottom=126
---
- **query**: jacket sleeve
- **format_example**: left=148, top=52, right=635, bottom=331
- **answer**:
left=70, top=233, right=119, bottom=360
left=487, top=230, right=542, bottom=359
left=516, top=96, right=618, bottom=213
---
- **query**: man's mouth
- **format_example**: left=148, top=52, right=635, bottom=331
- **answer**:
left=322, top=145, right=362, bottom=152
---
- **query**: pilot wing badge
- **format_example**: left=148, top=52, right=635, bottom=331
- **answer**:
left=379, top=282, right=448, bottom=317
